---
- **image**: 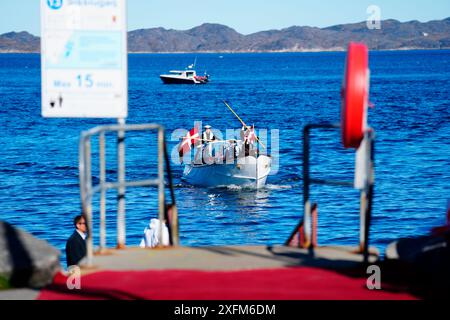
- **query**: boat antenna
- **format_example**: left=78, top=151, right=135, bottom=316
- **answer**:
left=223, top=100, right=266, bottom=149
left=188, top=57, right=197, bottom=70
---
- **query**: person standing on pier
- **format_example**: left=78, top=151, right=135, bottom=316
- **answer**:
left=65, top=215, right=87, bottom=267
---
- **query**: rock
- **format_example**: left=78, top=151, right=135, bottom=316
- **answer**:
left=0, top=221, right=61, bottom=289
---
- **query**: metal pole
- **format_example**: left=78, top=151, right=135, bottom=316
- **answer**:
left=85, top=138, right=94, bottom=266
left=99, top=132, right=106, bottom=251
left=163, top=141, right=179, bottom=246
left=359, top=190, right=367, bottom=253
left=311, top=203, right=318, bottom=247
left=358, top=132, right=370, bottom=255
left=117, top=118, right=126, bottom=249
left=303, top=125, right=311, bottom=248
left=78, top=136, right=86, bottom=217
left=363, top=133, right=375, bottom=264
left=158, top=127, right=166, bottom=246
left=78, top=135, right=87, bottom=232
left=170, top=206, right=179, bottom=246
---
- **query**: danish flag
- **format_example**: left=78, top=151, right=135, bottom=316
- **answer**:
left=247, top=126, right=256, bottom=144
left=178, top=127, right=199, bottom=160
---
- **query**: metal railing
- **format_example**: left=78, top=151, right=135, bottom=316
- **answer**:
left=79, top=123, right=178, bottom=266
left=286, top=123, right=375, bottom=264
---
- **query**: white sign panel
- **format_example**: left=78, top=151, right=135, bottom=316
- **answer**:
left=41, top=0, right=128, bottom=118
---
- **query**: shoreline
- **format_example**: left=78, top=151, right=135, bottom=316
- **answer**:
left=1, top=47, right=450, bottom=55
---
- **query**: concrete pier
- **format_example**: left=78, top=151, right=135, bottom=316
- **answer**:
left=80, top=245, right=379, bottom=274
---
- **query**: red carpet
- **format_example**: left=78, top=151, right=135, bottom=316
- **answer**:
left=38, top=267, right=417, bottom=300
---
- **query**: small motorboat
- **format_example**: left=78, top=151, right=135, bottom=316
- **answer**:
left=179, top=126, right=271, bottom=189
left=179, top=102, right=271, bottom=189
left=160, top=61, right=209, bottom=84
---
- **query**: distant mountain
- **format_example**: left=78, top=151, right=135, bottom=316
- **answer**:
left=2, top=18, right=450, bottom=53
left=128, top=24, right=246, bottom=52
left=0, top=31, right=40, bottom=53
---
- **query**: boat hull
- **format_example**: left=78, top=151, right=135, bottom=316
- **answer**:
left=160, top=76, right=196, bottom=84
left=160, top=75, right=208, bottom=84
left=182, top=156, right=271, bottom=189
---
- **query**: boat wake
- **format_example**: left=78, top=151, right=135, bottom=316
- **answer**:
left=175, top=180, right=295, bottom=191
left=223, top=183, right=293, bottom=191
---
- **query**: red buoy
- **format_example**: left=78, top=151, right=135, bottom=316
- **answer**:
left=341, top=43, right=369, bottom=149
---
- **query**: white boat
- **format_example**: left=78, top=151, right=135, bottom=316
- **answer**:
left=180, top=104, right=270, bottom=189
left=160, top=69, right=209, bottom=84
left=160, top=61, right=209, bottom=84
left=182, top=154, right=272, bottom=189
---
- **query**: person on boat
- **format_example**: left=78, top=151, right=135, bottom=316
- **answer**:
left=202, top=125, right=216, bottom=163
left=65, top=215, right=87, bottom=267
left=241, top=125, right=257, bottom=157
left=240, top=126, right=246, bottom=142
left=203, top=125, right=216, bottom=143
left=247, top=125, right=258, bottom=157
left=225, top=139, right=238, bottom=163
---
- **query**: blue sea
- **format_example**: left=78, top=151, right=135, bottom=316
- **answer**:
left=0, top=51, right=449, bottom=267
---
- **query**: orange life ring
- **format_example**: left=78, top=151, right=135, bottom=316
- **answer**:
left=341, top=43, right=369, bottom=149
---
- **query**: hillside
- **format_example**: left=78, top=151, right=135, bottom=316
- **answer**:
left=1, top=18, right=450, bottom=53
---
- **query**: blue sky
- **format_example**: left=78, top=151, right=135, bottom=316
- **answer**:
left=1, top=0, right=449, bottom=36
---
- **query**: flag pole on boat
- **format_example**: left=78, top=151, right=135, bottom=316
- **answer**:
left=223, top=100, right=266, bottom=150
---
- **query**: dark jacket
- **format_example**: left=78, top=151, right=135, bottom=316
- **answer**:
left=65, top=231, right=86, bottom=267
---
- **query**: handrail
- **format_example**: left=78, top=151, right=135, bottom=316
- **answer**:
left=288, top=122, right=375, bottom=264
left=79, top=123, right=178, bottom=266
left=89, top=179, right=161, bottom=198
